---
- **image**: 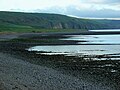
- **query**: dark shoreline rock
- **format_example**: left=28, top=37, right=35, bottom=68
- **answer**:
left=0, top=33, right=120, bottom=89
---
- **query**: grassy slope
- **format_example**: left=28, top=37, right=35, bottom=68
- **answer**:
left=0, top=22, right=84, bottom=33
left=0, top=11, right=120, bottom=33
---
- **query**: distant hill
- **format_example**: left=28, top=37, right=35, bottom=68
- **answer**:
left=0, top=11, right=120, bottom=30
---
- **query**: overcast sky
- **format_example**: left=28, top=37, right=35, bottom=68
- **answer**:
left=0, top=0, right=120, bottom=19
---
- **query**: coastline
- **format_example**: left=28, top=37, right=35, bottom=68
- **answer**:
left=0, top=32, right=120, bottom=90
left=0, top=51, right=117, bottom=90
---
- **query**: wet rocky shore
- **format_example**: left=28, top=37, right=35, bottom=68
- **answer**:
left=0, top=32, right=120, bottom=90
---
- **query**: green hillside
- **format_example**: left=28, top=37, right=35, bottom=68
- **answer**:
left=0, top=11, right=120, bottom=33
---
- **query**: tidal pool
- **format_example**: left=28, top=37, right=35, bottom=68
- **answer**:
left=28, top=34, right=120, bottom=59
left=28, top=45, right=120, bottom=55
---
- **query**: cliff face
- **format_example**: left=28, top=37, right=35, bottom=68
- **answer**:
left=0, top=11, right=120, bottom=30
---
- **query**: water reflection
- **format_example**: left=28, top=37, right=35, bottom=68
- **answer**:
left=89, top=29, right=120, bottom=32
left=28, top=45, right=120, bottom=56
left=61, top=35, right=120, bottom=44
left=28, top=34, right=120, bottom=59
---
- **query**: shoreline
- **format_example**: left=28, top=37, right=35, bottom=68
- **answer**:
left=0, top=32, right=120, bottom=90
left=1, top=30, right=120, bottom=41
left=18, top=31, right=120, bottom=37
left=0, top=52, right=118, bottom=90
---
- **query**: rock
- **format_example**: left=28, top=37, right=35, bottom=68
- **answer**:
left=0, top=81, right=5, bottom=90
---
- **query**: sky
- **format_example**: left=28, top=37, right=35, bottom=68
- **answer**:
left=0, top=0, right=120, bottom=19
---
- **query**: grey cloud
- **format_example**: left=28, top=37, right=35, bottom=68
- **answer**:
left=35, top=6, right=120, bottom=18
left=66, top=6, right=120, bottom=18
left=82, top=0, right=120, bottom=4
left=104, top=0, right=120, bottom=3
left=34, top=7, right=66, bottom=14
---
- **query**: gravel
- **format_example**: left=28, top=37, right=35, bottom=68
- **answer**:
left=0, top=52, right=117, bottom=90
left=0, top=33, right=118, bottom=90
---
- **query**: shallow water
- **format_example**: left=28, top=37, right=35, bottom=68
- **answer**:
left=89, top=29, right=120, bottom=32
left=28, top=33, right=120, bottom=58
left=28, top=45, right=120, bottom=56
left=61, top=34, right=120, bottom=44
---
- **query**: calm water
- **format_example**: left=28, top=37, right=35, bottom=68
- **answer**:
left=61, top=34, right=120, bottom=44
left=89, top=29, right=120, bottom=32
left=28, top=45, right=120, bottom=56
left=28, top=33, right=120, bottom=57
